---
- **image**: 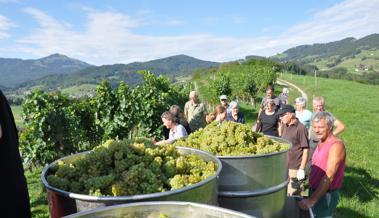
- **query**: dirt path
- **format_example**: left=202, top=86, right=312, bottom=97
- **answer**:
left=277, top=78, right=308, bottom=101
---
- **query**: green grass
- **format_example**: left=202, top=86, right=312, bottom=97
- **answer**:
left=61, top=84, right=97, bottom=95
left=280, top=73, right=379, bottom=218
left=11, top=105, right=24, bottom=128
left=26, top=167, right=49, bottom=218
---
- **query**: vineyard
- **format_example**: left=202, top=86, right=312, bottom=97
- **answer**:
left=20, top=71, right=191, bottom=167
left=27, top=57, right=379, bottom=218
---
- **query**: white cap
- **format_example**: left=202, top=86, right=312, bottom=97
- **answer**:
left=220, top=95, right=227, bottom=100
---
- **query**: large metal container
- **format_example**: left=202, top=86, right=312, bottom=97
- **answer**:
left=42, top=147, right=222, bottom=218
left=63, top=201, right=255, bottom=218
left=218, top=136, right=291, bottom=218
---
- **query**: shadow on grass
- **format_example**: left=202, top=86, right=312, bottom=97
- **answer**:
left=341, top=166, right=379, bottom=202
left=335, top=207, right=370, bottom=218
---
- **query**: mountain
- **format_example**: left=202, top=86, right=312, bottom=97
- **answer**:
left=271, top=33, right=379, bottom=73
left=0, top=54, right=92, bottom=88
left=18, top=55, right=220, bottom=90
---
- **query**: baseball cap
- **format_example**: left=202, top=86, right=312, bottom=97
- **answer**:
left=220, top=95, right=227, bottom=100
left=277, top=104, right=295, bottom=117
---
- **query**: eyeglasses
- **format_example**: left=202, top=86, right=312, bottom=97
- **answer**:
left=220, top=99, right=227, bottom=101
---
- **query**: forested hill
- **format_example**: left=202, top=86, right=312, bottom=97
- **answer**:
left=272, top=33, right=379, bottom=62
left=17, top=55, right=220, bottom=90
left=0, top=54, right=92, bottom=88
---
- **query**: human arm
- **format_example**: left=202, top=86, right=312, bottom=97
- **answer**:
left=184, top=102, right=189, bottom=120
left=333, top=119, right=345, bottom=136
left=298, top=141, right=346, bottom=209
left=297, top=126, right=309, bottom=180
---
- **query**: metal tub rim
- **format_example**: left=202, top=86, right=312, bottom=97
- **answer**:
left=216, top=136, right=292, bottom=159
left=41, top=146, right=222, bottom=202
left=63, top=201, right=255, bottom=218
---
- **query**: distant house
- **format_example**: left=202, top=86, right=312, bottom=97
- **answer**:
left=355, top=63, right=369, bottom=72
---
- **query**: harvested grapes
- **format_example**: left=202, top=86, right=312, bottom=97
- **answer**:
left=173, top=121, right=289, bottom=156
left=46, top=138, right=217, bottom=196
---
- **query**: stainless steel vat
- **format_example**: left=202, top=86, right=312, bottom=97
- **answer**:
left=63, top=201, right=255, bottom=218
left=218, top=136, right=291, bottom=218
left=42, top=147, right=222, bottom=218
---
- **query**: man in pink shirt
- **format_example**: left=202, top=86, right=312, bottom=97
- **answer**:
left=299, top=111, right=346, bottom=217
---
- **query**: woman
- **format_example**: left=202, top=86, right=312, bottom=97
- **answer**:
left=156, top=111, right=188, bottom=145
left=256, top=99, right=280, bottom=136
left=163, top=105, right=191, bottom=139
left=206, top=105, right=227, bottom=124
left=226, top=101, right=245, bottom=124
left=295, top=97, right=313, bottom=129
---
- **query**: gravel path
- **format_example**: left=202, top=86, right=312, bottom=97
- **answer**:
left=277, top=78, right=308, bottom=101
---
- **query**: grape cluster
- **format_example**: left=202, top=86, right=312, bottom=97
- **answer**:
left=173, top=121, right=289, bottom=156
left=46, top=138, right=217, bottom=196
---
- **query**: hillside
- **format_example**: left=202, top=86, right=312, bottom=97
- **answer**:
left=272, top=33, right=379, bottom=74
left=17, top=55, right=220, bottom=90
left=0, top=54, right=92, bottom=88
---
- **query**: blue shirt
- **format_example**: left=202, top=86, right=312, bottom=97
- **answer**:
left=295, top=109, right=313, bottom=129
left=226, top=112, right=245, bottom=124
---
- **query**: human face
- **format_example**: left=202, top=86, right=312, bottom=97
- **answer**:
left=232, top=107, right=238, bottom=116
left=312, top=118, right=331, bottom=142
left=295, top=102, right=302, bottom=111
left=266, top=90, right=273, bottom=98
left=280, top=112, right=291, bottom=124
left=220, top=99, right=227, bottom=106
left=267, top=103, right=275, bottom=112
left=162, top=117, right=173, bottom=129
left=313, top=101, right=324, bottom=112
left=217, top=111, right=227, bottom=121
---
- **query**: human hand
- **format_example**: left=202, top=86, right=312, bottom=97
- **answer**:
left=297, top=169, right=305, bottom=181
left=298, top=198, right=315, bottom=210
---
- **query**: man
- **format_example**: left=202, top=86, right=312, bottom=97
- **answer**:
left=184, top=91, right=207, bottom=132
left=0, top=89, right=31, bottom=217
left=226, top=101, right=245, bottom=124
left=309, top=96, right=345, bottom=155
left=299, top=111, right=346, bottom=217
left=312, top=96, right=345, bottom=136
left=219, top=94, right=231, bottom=116
left=278, top=104, right=309, bottom=196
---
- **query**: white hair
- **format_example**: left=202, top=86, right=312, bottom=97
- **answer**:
left=295, top=97, right=307, bottom=108
left=230, top=101, right=238, bottom=108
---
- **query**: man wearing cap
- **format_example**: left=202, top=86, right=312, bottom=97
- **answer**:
left=219, top=95, right=231, bottom=116
left=278, top=104, right=309, bottom=196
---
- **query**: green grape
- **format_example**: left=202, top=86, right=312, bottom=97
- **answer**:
left=173, top=121, right=289, bottom=156
left=46, top=138, right=217, bottom=196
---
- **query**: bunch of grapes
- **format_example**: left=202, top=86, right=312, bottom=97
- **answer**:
left=173, top=121, right=289, bottom=156
left=46, top=138, right=217, bottom=196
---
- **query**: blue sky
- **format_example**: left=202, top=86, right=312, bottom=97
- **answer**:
left=0, top=0, right=378, bottom=65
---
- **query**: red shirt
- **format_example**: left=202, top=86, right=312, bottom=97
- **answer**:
left=310, top=137, right=345, bottom=190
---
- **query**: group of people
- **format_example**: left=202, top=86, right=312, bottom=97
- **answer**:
left=155, top=90, right=245, bottom=145
left=256, top=86, right=346, bottom=217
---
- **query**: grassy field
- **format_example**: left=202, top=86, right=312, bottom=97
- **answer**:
left=280, top=73, right=379, bottom=218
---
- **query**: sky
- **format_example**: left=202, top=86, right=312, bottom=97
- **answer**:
left=0, top=0, right=378, bottom=66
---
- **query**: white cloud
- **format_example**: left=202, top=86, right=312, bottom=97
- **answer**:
left=255, top=0, right=379, bottom=55
left=0, top=15, right=15, bottom=39
left=15, top=0, right=379, bottom=65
